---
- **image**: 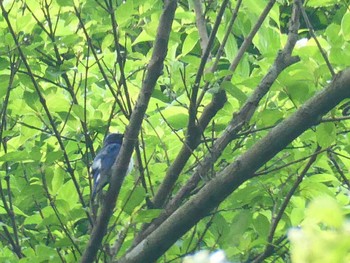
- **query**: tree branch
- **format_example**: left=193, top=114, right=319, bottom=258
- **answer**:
left=80, top=0, right=178, bottom=262
left=193, top=0, right=209, bottom=55
left=118, top=68, right=350, bottom=263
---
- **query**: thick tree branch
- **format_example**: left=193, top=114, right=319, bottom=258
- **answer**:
left=118, top=68, right=350, bottom=263
left=80, top=0, right=177, bottom=262
left=135, top=0, right=301, bottom=243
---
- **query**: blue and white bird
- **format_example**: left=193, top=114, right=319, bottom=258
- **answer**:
left=91, top=133, right=133, bottom=200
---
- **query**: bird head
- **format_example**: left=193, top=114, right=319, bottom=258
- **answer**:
left=103, top=133, right=124, bottom=146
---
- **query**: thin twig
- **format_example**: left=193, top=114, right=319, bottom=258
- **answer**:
left=297, top=1, right=335, bottom=76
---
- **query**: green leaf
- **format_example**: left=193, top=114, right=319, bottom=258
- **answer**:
left=101, top=34, right=114, bottom=52
left=24, top=213, right=42, bottom=226
left=122, top=186, right=146, bottom=215
left=72, top=104, right=85, bottom=121
left=182, top=30, right=199, bottom=56
left=0, top=59, right=8, bottom=71
left=341, top=12, right=350, bottom=41
left=306, top=0, right=339, bottom=7
left=0, top=75, right=10, bottom=99
left=50, top=168, right=65, bottom=195
left=285, top=81, right=311, bottom=105
left=161, top=106, right=188, bottom=130
left=224, top=34, right=238, bottom=62
left=255, top=26, right=281, bottom=56
left=253, top=213, right=270, bottom=238
left=16, top=13, right=36, bottom=32
left=228, top=210, right=252, bottom=242
left=326, top=24, right=342, bottom=48
left=45, top=149, right=64, bottom=164
left=0, top=151, right=31, bottom=162
left=329, top=46, right=350, bottom=65
left=23, top=91, right=40, bottom=111
left=221, top=81, right=247, bottom=104
left=12, top=205, right=27, bottom=217
left=57, top=180, right=79, bottom=208
left=115, top=0, right=135, bottom=25
left=210, top=213, right=229, bottom=240
left=257, top=108, right=283, bottom=126
left=56, top=0, right=73, bottom=7
left=316, top=122, right=336, bottom=147
left=134, top=209, right=162, bottom=223
left=35, top=244, right=59, bottom=261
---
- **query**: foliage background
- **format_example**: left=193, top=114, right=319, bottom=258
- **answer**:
left=0, top=0, right=350, bottom=262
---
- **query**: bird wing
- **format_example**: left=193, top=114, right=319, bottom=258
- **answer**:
left=91, top=143, right=122, bottom=197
